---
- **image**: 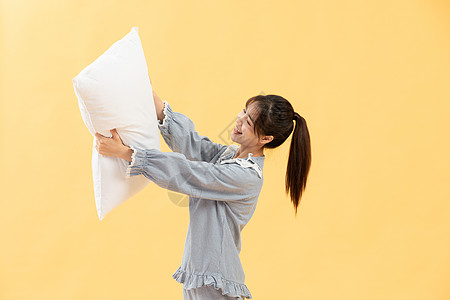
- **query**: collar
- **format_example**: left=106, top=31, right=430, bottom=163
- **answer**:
left=218, top=145, right=264, bottom=178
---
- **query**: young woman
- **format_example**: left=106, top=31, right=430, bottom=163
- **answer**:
left=95, top=89, right=312, bottom=300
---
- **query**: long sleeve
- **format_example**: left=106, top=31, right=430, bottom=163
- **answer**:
left=125, top=146, right=262, bottom=202
left=157, top=101, right=228, bottom=162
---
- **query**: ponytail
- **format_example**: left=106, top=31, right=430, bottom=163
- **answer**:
left=285, top=113, right=311, bottom=216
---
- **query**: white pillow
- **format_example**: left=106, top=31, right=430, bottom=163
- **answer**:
left=72, top=26, right=160, bottom=221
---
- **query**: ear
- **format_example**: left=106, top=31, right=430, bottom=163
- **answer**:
left=260, top=135, right=274, bottom=145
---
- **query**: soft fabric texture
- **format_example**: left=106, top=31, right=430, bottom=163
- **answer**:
left=126, top=101, right=264, bottom=299
left=72, top=26, right=160, bottom=220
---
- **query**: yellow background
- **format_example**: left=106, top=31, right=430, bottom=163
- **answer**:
left=1, top=0, right=450, bottom=299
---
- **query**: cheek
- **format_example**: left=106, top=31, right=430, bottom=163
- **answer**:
left=244, top=125, right=255, bottom=137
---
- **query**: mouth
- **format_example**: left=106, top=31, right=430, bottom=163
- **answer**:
left=233, top=126, right=242, bottom=135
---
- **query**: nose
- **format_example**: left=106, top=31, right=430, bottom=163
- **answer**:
left=236, top=115, right=243, bottom=126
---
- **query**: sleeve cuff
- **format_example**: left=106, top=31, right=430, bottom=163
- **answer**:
left=125, top=145, right=146, bottom=178
left=157, top=100, right=173, bottom=132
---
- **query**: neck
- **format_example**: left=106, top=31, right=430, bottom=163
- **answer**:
left=233, top=145, right=264, bottom=159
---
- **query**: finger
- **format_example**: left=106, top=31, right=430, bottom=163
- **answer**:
left=112, top=129, right=123, bottom=143
left=110, top=129, right=118, bottom=139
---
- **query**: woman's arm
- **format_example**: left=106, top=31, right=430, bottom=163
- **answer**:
left=153, top=90, right=165, bottom=122
left=150, top=77, right=226, bottom=162
left=150, top=76, right=165, bottom=122
left=126, top=146, right=262, bottom=202
left=156, top=100, right=227, bottom=162
left=94, top=131, right=261, bottom=202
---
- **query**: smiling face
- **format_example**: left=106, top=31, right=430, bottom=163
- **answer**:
left=231, top=102, right=269, bottom=149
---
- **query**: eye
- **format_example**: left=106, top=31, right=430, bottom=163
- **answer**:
left=243, top=109, right=252, bottom=126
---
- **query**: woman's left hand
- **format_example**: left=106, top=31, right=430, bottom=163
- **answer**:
left=95, top=129, right=131, bottom=161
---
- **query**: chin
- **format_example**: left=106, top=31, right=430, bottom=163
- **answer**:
left=230, top=134, right=240, bottom=144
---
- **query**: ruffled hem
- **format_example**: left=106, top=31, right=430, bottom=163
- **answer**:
left=125, top=145, right=137, bottom=178
left=172, top=267, right=252, bottom=299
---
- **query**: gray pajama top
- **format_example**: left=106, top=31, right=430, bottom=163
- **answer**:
left=125, top=101, right=264, bottom=299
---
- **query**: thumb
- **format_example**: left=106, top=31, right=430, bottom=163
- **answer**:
left=110, top=128, right=118, bottom=138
